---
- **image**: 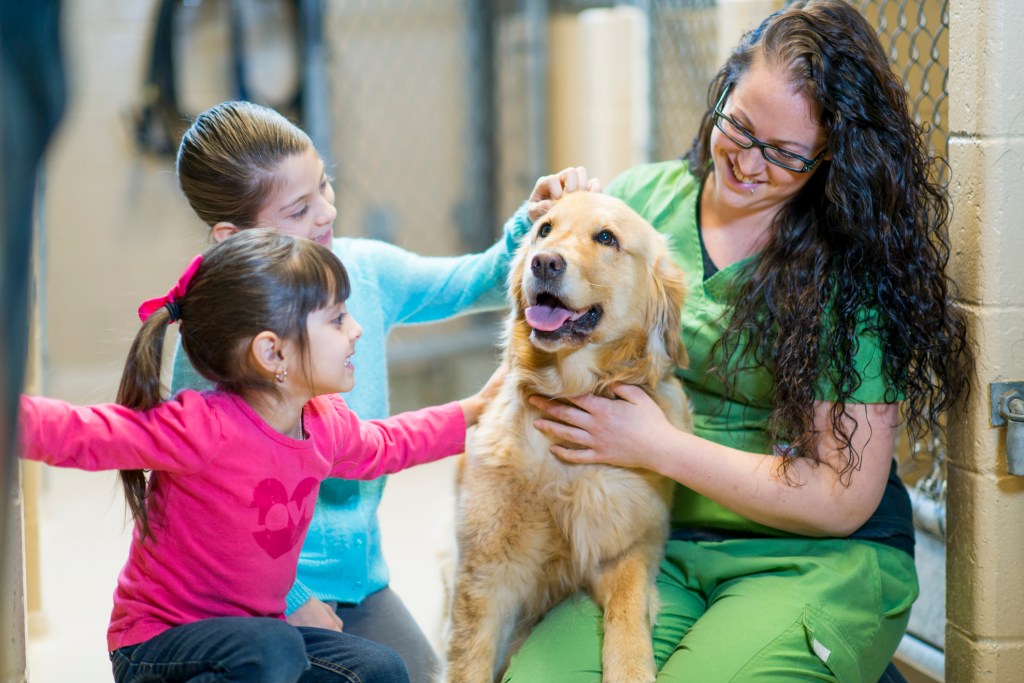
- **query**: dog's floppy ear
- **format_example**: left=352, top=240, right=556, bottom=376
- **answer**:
left=646, top=245, right=689, bottom=370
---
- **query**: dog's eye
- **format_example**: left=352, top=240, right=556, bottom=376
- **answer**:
left=594, top=229, right=618, bottom=248
left=537, top=222, right=552, bottom=239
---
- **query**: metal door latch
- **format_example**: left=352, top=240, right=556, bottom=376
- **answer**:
left=990, top=381, right=1024, bottom=476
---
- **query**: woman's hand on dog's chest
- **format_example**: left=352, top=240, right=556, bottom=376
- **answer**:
left=528, top=384, right=677, bottom=471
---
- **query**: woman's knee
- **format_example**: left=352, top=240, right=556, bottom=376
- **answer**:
left=502, top=596, right=604, bottom=683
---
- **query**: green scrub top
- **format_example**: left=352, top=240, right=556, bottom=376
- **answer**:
left=606, top=160, right=895, bottom=536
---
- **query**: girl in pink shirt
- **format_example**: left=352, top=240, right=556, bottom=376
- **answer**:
left=19, top=229, right=497, bottom=683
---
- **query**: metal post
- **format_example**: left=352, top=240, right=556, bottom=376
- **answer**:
left=299, top=0, right=331, bottom=158
left=461, top=0, right=497, bottom=252
left=524, top=0, right=549, bottom=181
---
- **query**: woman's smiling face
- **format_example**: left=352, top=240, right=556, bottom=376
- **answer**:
left=708, top=55, right=828, bottom=214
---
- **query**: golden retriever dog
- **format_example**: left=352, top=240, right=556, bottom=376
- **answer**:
left=444, top=191, right=692, bottom=683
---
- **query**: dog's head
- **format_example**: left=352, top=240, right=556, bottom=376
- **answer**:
left=507, top=192, right=688, bottom=390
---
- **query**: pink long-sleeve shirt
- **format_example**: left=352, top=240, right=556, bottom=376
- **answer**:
left=19, top=389, right=466, bottom=651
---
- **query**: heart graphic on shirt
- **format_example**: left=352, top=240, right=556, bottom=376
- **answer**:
left=250, top=477, right=319, bottom=559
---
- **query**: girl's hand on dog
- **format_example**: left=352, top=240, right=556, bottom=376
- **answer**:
left=460, top=363, right=508, bottom=427
left=527, top=166, right=602, bottom=222
left=529, top=384, right=677, bottom=471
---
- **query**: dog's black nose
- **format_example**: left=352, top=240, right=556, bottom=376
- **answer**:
left=531, top=251, right=566, bottom=281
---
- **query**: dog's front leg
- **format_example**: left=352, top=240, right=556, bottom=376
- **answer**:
left=445, top=561, right=519, bottom=683
left=445, top=467, right=543, bottom=683
left=591, top=547, right=660, bottom=683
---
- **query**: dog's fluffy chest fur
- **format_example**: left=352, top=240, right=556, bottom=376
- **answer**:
left=463, top=368, right=676, bottom=575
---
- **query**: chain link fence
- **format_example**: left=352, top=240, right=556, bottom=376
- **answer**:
left=317, top=0, right=502, bottom=400
left=322, top=1, right=493, bottom=254
left=642, top=0, right=949, bottom=159
left=854, top=0, right=949, bottom=158
left=646, top=1, right=720, bottom=159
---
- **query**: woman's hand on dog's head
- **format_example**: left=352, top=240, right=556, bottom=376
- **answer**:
left=527, top=166, right=602, bottom=222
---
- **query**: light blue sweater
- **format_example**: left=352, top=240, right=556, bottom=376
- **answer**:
left=169, top=205, right=531, bottom=611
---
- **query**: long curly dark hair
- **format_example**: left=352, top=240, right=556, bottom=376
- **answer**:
left=685, top=0, right=973, bottom=479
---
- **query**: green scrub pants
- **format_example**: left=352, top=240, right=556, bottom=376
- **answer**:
left=502, top=537, right=917, bottom=682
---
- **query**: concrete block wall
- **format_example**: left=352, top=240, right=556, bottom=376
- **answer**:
left=946, top=0, right=1024, bottom=680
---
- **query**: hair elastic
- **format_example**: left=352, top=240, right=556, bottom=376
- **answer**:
left=138, top=254, right=204, bottom=323
left=163, top=301, right=182, bottom=322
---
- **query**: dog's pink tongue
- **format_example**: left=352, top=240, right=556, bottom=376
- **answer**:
left=525, top=305, right=572, bottom=332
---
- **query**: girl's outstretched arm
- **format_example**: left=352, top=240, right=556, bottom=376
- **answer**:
left=326, top=364, right=506, bottom=479
left=18, top=393, right=213, bottom=473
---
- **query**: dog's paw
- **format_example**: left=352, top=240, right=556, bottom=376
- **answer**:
left=603, top=649, right=656, bottom=683
left=603, top=664, right=656, bottom=683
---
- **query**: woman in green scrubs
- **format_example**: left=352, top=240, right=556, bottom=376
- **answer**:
left=504, top=1, right=973, bottom=680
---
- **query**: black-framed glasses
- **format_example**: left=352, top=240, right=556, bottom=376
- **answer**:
left=712, top=85, right=827, bottom=173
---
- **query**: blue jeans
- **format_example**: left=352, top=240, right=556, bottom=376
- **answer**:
left=109, top=617, right=410, bottom=682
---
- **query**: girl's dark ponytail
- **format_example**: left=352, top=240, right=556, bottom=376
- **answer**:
left=115, top=305, right=172, bottom=540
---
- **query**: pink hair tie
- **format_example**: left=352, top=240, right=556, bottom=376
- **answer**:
left=137, top=254, right=204, bottom=323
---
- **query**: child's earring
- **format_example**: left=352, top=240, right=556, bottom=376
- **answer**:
left=275, top=367, right=288, bottom=383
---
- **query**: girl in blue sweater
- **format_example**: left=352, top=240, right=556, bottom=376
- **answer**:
left=171, top=100, right=596, bottom=681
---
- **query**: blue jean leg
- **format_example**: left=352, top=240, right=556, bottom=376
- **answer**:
left=298, top=626, right=410, bottom=683
left=110, top=617, right=309, bottom=682
left=109, top=618, right=409, bottom=683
